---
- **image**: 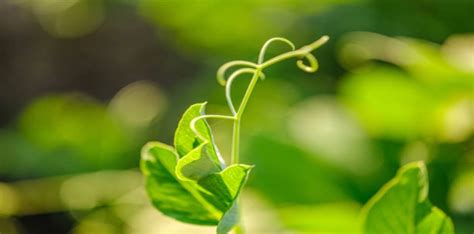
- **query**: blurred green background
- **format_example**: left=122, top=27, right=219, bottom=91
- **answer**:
left=0, top=0, right=472, bottom=233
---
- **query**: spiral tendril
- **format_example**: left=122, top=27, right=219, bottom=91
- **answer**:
left=258, top=37, right=295, bottom=64
left=191, top=36, right=329, bottom=165
left=296, top=53, right=319, bottom=72
left=216, top=61, right=258, bottom=86
left=189, top=114, right=236, bottom=144
left=225, top=68, right=259, bottom=115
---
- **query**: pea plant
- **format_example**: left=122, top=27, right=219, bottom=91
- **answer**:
left=140, top=36, right=454, bottom=234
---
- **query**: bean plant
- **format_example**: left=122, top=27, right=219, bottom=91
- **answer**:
left=140, top=36, right=454, bottom=234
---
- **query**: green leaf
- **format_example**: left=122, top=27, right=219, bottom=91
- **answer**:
left=142, top=142, right=252, bottom=228
left=141, top=103, right=253, bottom=233
left=207, top=165, right=254, bottom=234
left=176, top=143, right=222, bottom=181
left=361, top=161, right=454, bottom=234
left=174, top=102, right=225, bottom=173
left=197, top=164, right=253, bottom=212
left=141, top=142, right=221, bottom=225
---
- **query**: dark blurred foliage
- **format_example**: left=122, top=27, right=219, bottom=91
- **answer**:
left=0, top=0, right=472, bottom=233
left=0, top=1, right=197, bottom=127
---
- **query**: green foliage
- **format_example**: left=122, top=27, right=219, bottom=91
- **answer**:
left=138, top=0, right=342, bottom=56
left=19, top=94, right=127, bottom=154
left=245, top=135, right=354, bottom=204
left=279, top=202, right=361, bottom=232
left=338, top=33, right=474, bottom=142
left=361, top=161, right=454, bottom=234
left=174, top=103, right=224, bottom=178
left=339, top=67, right=434, bottom=139
left=141, top=104, right=252, bottom=234
left=4, top=94, right=134, bottom=176
left=1, top=1, right=472, bottom=232
left=141, top=37, right=329, bottom=233
left=140, top=36, right=457, bottom=234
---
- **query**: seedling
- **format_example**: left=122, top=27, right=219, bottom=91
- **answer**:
left=140, top=36, right=329, bottom=234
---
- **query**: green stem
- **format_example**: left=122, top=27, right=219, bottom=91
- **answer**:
left=231, top=71, right=260, bottom=164
left=227, top=37, right=326, bottom=232
left=197, top=36, right=328, bottom=234
left=229, top=71, right=260, bottom=234
left=231, top=118, right=241, bottom=165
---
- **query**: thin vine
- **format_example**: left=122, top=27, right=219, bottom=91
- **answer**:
left=191, top=35, right=329, bottom=165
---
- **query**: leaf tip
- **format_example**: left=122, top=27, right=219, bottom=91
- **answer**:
left=141, top=141, right=176, bottom=162
left=141, top=141, right=158, bottom=162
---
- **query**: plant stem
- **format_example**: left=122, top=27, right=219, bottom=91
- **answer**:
left=231, top=118, right=241, bottom=165
left=220, top=36, right=328, bottom=234
left=231, top=71, right=260, bottom=164
left=229, top=71, right=260, bottom=234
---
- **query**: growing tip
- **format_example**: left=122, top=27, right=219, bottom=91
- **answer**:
left=320, top=35, right=330, bottom=43
left=304, top=35, right=330, bottom=51
left=314, top=35, right=330, bottom=47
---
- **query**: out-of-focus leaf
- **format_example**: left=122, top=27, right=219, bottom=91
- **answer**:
left=442, top=34, right=474, bottom=74
left=18, top=94, right=132, bottom=171
left=244, top=135, right=354, bottom=204
left=288, top=96, right=378, bottom=176
left=448, top=169, right=474, bottom=214
left=108, top=80, right=168, bottom=129
left=361, top=161, right=454, bottom=233
left=0, top=130, right=41, bottom=177
left=138, top=0, right=349, bottom=56
left=279, top=202, right=361, bottom=233
left=339, top=67, right=434, bottom=140
left=339, top=32, right=474, bottom=83
left=339, top=34, right=474, bottom=142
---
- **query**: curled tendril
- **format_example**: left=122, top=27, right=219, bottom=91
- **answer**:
left=191, top=36, right=329, bottom=165
left=258, top=37, right=295, bottom=64
left=296, top=53, right=318, bottom=72
left=225, top=68, right=260, bottom=115
left=216, top=61, right=258, bottom=86
left=190, top=114, right=236, bottom=142
left=189, top=114, right=235, bottom=168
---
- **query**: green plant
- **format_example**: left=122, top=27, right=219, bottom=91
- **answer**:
left=140, top=36, right=329, bottom=234
left=140, top=36, right=455, bottom=234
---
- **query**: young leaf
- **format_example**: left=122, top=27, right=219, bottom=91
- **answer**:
left=174, top=103, right=225, bottom=168
left=141, top=104, right=253, bottom=232
left=361, top=161, right=454, bottom=234
left=197, top=164, right=253, bottom=212
left=176, top=143, right=222, bottom=181
left=141, top=142, right=221, bottom=225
